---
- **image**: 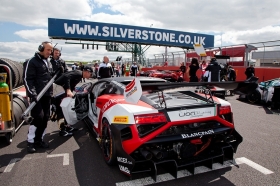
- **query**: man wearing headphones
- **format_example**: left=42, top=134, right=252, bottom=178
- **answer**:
left=50, top=47, right=68, bottom=78
left=24, top=41, right=54, bottom=153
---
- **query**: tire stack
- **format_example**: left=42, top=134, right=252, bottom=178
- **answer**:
left=12, top=94, right=29, bottom=129
left=0, top=58, right=28, bottom=142
left=0, top=58, right=24, bottom=89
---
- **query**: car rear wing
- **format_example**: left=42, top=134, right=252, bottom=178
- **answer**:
left=140, top=80, right=259, bottom=94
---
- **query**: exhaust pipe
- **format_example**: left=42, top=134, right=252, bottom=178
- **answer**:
left=150, top=149, right=163, bottom=159
left=225, top=135, right=234, bottom=143
left=140, top=149, right=152, bottom=160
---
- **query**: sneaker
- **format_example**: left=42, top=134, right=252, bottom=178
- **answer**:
left=65, top=125, right=77, bottom=132
left=35, top=141, right=49, bottom=148
left=59, top=129, right=73, bottom=137
left=27, top=143, right=36, bottom=153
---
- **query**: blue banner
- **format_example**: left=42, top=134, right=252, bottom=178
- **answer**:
left=48, top=18, right=214, bottom=48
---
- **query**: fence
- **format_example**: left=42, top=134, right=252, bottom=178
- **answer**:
left=145, top=40, right=280, bottom=68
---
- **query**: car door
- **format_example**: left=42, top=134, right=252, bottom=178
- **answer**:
left=88, top=81, right=109, bottom=128
left=70, top=83, right=94, bottom=121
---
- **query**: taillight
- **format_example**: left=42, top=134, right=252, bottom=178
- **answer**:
left=219, top=106, right=231, bottom=115
left=134, top=113, right=167, bottom=124
left=135, top=113, right=167, bottom=137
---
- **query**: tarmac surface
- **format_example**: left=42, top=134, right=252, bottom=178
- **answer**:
left=0, top=79, right=279, bottom=186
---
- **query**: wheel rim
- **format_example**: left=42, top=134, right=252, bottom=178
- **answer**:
left=101, top=120, right=112, bottom=161
left=248, top=92, right=259, bottom=103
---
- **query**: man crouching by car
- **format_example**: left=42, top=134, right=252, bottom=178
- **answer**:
left=52, top=66, right=93, bottom=136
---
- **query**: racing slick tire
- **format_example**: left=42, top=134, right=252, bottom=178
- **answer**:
left=247, top=90, right=261, bottom=104
left=0, top=58, right=20, bottom=88
left=5, top=132, right=13, bottom=145
left=101, top=118, right=116, bottom=165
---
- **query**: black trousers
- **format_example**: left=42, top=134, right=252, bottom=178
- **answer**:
left=28, top=96, right=51, bottom=143
left=190, top=76, right=198, bottom=82
left=52, top=93, right=67, bottom=128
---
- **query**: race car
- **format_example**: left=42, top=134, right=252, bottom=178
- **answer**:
left=239, top=77, right=280, bottom=107
left=148, top=70, right=164, bottom=78
left=59, top=77, right=253, bottom=181
left=160, top=70, right=182, bottom=82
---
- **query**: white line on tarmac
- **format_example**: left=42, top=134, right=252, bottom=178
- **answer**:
left=235, top=157, right=274, bottom=175
left=47, top=153, right=69, bottom=165
left=4, top=158, right=21, bottom=173
left=3, top=153, right=70, bottom=173
left=115, top=157, right=274, bottom=186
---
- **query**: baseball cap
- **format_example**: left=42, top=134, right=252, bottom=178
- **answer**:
left=83, top=66, right=93, bottom=73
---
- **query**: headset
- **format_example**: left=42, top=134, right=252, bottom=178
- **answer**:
left=38, top=41, right=51, bottom=52
left=51, top=45, right=60, bottom=58
left=38, top=42, right=58, bottom=53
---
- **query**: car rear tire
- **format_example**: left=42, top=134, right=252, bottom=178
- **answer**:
left=101, top=118, right=116, bottom=165
left=247, top=90, right=261, bottom=104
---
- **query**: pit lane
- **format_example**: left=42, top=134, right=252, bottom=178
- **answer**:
left=0, top=84, right=279, bottom=186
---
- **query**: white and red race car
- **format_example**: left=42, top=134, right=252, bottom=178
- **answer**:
left=59, top=77, right=254, bottom=180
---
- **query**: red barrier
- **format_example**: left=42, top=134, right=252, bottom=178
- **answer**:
left=141, top=66, right=280, bottom=82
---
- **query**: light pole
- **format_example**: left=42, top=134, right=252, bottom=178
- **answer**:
left=221, top=32, right=223, bottom=48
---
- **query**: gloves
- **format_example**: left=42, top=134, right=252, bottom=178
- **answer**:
left=55, top=66, right=64, bottom=74
left=30, top=94, right=38, bottom=103
left=59, top=66, right=64, bottom=73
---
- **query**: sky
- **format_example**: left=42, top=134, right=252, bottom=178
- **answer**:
left=0, top=0, right=280, bottom=63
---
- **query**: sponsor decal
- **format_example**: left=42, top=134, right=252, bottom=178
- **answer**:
left=126, top=86, right=137, bottom=98
left=117, top=157, right=132, bottom=164
left=124, top=78, right=142, bottom=104
left=181, top=129, right=215, bottom=139
left=179, top=110, right=212, bottom=118
left=113, top=116, right=129, bottom=124
left=119, top=165, right=130, bottom=174
left=168, top=107, right=215, bottom=122
left=125, top=78, right=136, bottom=92
left=101, top=99, right=124, bottom=113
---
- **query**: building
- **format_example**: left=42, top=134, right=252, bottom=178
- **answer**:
left=251, top=50, right=280, bottom=67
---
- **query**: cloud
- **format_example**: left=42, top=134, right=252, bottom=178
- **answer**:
left=1, top=0, right=280, bottom=63
left=92, top=0, right=280, bottom=32
left=0, top=0, right=92, bottom=27
left=15, top=29, right=49, bottom=42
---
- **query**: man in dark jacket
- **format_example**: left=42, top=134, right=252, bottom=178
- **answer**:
left=55, top=66, right=93, bottom=97
left=245, top=64, right=255, bottom=79
left=98, top=56, right=114, bottom=79
left=24, top=41, right=54, bottom=153
left=130, top=62, right=138, bottom=76
left=50, top=47, right=68, bottom=78
left=204, top=58, right=222, bottom=82
left=179, top=62, right=186, bottom=79
left=53, top=66, right=93, bottom=136
left=121, top=64, right=125, bottom=76
left=227, top=66, right=236, bottom=81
